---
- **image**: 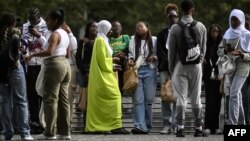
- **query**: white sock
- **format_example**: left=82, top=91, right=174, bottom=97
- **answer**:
left=196, top=126, right=202, bottom=130
left=177, top=125, right=184, bottom=129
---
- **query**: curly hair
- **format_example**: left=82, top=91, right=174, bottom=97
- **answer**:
left=0, top=13, right=16, bottom=47
left=165, top=3, right=178, bottom=14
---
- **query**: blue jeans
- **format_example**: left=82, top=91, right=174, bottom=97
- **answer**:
left=0, top=84, right=9, bottom=135
left=228, top=75, right=246, bottom=125
left=132, top=66, right=157, bottom=132
left=0, top=61, right=31, bottom=139
left=159, top=71, right=176, bottom=128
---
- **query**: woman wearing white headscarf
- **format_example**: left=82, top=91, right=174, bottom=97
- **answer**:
left=217, top=9, right=250, bottom=125
left=85, top=20, right=129, bottom=134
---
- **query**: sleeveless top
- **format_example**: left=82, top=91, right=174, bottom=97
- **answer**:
left=44, top=28, right=69, bottom=59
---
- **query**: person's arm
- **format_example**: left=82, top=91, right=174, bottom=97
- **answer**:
left=36, top=35, right=47, bottom=47
left=199, top=23, right=207, bottom=63
left=167, top=27, right=177, bottom=75
left=95, top=38, right=113, bottom=72
left=232, top=33, right=250, bottom=61
left=62, top=23, right=77, bottom=54
left=10, top=36, right=20, bottom=61
left=157, top=30, right=168, bottom=66
left=128, top=37, right=136, bottom=66
left=148, top=37, right=157, bottom=62
left=232, top=50, right=250, bottom=61
left=217, top=38, right=226, bottom=57
left=69, top=34, right=77, bottom=54
left=75, top=40, right=85, bottom=74
left=25, top=32, right=60, bottom=61
left=29, top=26, right=47, bottom=46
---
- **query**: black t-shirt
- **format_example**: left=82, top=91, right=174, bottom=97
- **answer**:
left=0, top=36, right=19, bottom=83
left=156, top=28, right=169, bottom=72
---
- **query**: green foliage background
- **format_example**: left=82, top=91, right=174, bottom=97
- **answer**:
left=1, top=0, right=250, bottom=38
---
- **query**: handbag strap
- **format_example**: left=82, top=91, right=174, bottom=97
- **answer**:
left=234, top=38, right=240, bottom=49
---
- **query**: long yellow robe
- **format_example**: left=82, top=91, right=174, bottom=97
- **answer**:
left=85, top=37, right=122, bottom=132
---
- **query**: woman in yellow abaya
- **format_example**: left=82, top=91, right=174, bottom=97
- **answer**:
left=85, top=20, right=129, bottom=134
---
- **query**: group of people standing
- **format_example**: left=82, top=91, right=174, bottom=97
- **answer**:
left=0, top=7, right=77, bottom=140
left=1, top=0, right=250, bottom=140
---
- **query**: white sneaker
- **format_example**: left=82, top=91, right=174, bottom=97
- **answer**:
left=36, top=134, right=56, bottom=140
left=204, top=129, right=211, bottom=134
left=57, top=135, right=71, bottom=140
left=215, top=129, right=223, bottom=134
left=22, top=135, right=34, bottom=141
left=160, top=127, right=172, bottom=134
left=0, top=135, right=4, bottom=140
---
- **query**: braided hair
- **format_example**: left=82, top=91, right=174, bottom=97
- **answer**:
left=28, top=7, right=40, bottom=18
left=28, top=7, right=41, bottom=26
left=134, top=21, right=153, bottom=61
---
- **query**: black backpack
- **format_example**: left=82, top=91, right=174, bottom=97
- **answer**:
left=177, top=20, right=201, bottom=65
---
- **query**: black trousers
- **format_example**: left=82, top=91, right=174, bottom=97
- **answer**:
left=118, top=68, right=125, bottom=94
left=204, top=79, right=222, bottom=133
left=26, top=65, right=42, bottom=123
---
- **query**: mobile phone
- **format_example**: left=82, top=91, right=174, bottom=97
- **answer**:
left=29, top=25, right=34, bottom=29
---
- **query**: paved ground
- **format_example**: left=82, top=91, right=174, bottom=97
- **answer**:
left=7, top=134, right=223, bottom=141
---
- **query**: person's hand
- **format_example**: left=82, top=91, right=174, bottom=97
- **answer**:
left=147, top=56, right=156, bottom=62
left=231, top=50, right=244, bottom=57
left=203, top=59, right=207, bottom=64
left=113, top=64, right=122, bottom=72
left=128, top=59, right=135, bottom=66
left=117, top=52, right=126, bottom=58
left=81, top=37, right=90, bottom=44
left=113, top=57, right=120, bottom=64
left=24, top=55, right=32, bottom=63
left=28, top=26, right=41, bottom=38
left=61, top=23, right=72, bottom=34
left=18, top=46, right=26, bottom=52
left=226, top=43, right=235, bottom=52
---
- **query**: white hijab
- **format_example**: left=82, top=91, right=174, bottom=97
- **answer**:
left=97, top=20, right=113, bottom=56
left=224, top=9, right=250, bottom=52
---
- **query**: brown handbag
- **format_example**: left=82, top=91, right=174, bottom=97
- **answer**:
left=161, top=80, right=175, bottom=103
left=122, top=66, right=138, bottom=93
left=77, top=87, right=88, bottom=111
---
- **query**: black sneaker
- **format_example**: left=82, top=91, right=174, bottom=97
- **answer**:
left=111, top=128, right=130, bottom=134
left=30, top=122, right=44, bottom=134
left=131, top=128, right=148, bottom=134
left=176, top=128, right=185, bottom=137
left=194, top=129, right=208, bottom=137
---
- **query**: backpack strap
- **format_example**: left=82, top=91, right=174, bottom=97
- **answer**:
left=190, top=20, right=197, bottom=27
left=178, top=20, right=198, bottom=27
left=190, top=20, right=199, bottom=43
left=177, top=21, right=186, bottom=27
